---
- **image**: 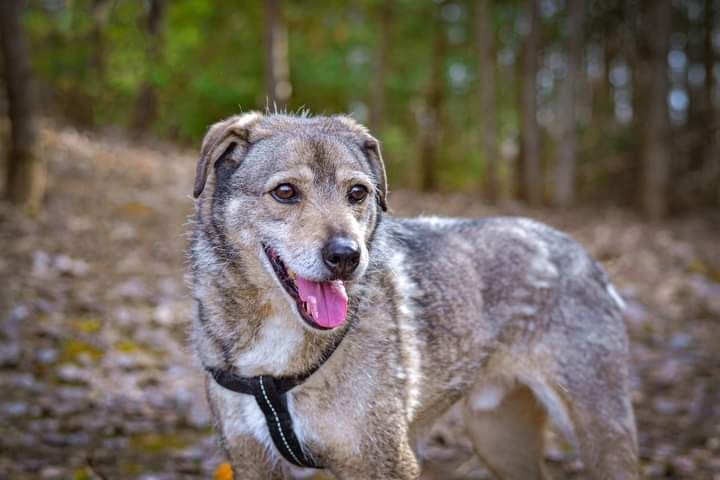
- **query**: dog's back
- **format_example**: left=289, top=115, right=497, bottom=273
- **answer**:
left=380, top=215, right=637, bottom=478
left=387, top=215, right=627, bottom=361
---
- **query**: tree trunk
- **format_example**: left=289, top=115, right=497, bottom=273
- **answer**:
left=703, top=0, right=714, bottom=118
left=132, top=0, right=166, bottom=135
left=263, top=0, right=291, bottom=110
left=553, top=0, right=585, bottom=207
left=599, top=27, right=613, bottom=115
left=476, top=0, right=500, bottom=203
left=90, top=0, right=112, bottom=84
left=628, top=0, right=645, bottom=173
left=686, top=11, right=703, bottom=127
left=369, top=0, right=392, bottom=134
left=702, top=0, right=719, bottom=205
left=0, top=0, right=45, bottom=213
left=520, top=0, right=542, bottom=205
left=641, top=0, right=672, bottom=220
left=419, top=4, right=447, bottom=192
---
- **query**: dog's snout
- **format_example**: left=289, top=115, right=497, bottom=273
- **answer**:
left=322, top=236, right=360, bottom=278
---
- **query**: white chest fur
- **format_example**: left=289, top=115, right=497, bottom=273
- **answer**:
left=233, top=305, right=305, bottom=377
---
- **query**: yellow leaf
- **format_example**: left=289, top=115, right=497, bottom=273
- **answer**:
left=214, top=462, right=233, bottom=480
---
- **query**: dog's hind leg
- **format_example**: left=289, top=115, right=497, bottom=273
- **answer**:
left=548, top=361, right=639, bottom=479
left=463, top=382, right=549, bottom=480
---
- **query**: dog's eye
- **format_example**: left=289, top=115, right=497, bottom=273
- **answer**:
left=271, top=183, right=299, bottom=203
left=348, top=185, right=369, bottom=204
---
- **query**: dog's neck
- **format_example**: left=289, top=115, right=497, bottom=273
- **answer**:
left=232, top=291, right=305, bottom=376
left=225, top=272, right=348, bottom=378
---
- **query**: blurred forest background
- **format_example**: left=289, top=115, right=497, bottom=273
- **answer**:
left=2, top=0, right=719, bottom=215
left=1, top=0, right=720, bottom=479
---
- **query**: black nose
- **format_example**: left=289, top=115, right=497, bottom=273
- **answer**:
left=322, top=236, right=361, bottom=278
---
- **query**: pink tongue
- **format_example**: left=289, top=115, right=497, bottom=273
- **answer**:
left=295, top=276, right=348, bottom=328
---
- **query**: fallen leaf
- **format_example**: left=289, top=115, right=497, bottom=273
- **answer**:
left=214, top=462, right=233, bottom=480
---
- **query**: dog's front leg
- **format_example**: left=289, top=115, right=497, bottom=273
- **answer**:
left=223, top=434, right=287, bottom=480
left=329, top=436, right=420, bottom=480
left=206, top=379, right=289, bottom=479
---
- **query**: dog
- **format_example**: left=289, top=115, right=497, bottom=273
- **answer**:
left=188, top=112, right=639, bottom=479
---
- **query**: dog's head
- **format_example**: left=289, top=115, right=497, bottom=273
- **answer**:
left=193, top=112, right=387, bottom=332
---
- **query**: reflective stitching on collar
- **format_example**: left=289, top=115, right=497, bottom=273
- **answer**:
left=259, top=376, right=304, bottom=466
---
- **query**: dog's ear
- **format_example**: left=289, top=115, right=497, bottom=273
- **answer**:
left=193, top=112, right=264, bottom=198
left=334, top=117, right=388, bottom=211
left=361, top=137, right=388, bottom=211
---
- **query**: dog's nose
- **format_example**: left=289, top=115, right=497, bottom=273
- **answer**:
left=322, top=236, right=360, bottom=278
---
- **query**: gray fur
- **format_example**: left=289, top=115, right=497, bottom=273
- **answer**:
left=189, top=113, right=639, bottom=479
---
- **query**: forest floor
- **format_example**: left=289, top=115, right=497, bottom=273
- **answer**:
left=1, top=125, right=719, bottom=480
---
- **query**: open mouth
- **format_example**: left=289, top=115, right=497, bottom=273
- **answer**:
left=263, top=245, right=348, bottom=330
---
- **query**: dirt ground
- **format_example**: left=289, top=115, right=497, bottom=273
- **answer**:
left=1, top=126, right=719, bottom=479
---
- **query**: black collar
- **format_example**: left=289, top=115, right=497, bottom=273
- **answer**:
left=205, top=327, right=348, bottom=468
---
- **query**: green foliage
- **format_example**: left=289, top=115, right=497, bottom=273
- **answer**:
left=19, top=0, right=719, bottom=208
left=24, top=1, right=449, bottom=146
